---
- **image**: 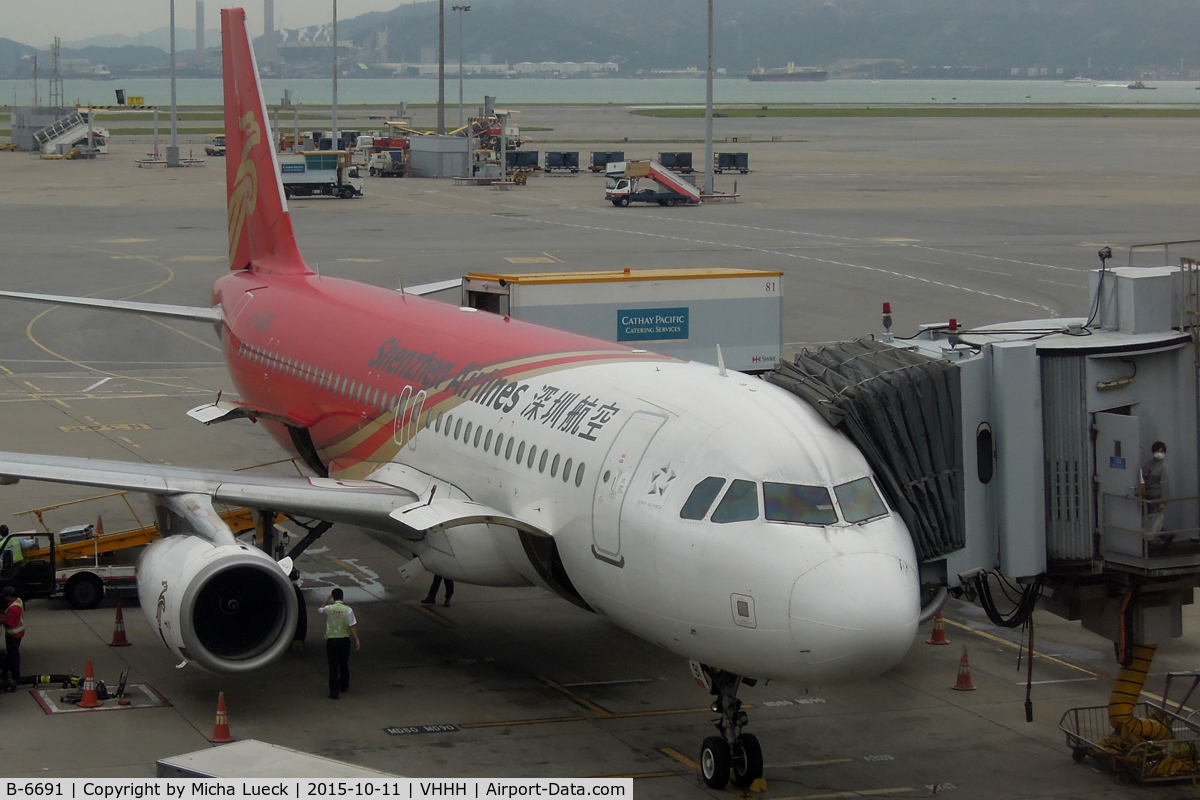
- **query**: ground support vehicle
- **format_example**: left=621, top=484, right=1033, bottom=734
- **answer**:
left=279, top=152, right=363, bottom=199
left=605, top=160, right=701, bottom=207
left=204, top=134, right=226, bottom=156
left=715, top=152, right=749, bottom=173
left=368, top=150, right=407, bottom=177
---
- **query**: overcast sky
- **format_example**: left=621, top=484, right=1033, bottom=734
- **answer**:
left=5, top=1, right=418, bottom=48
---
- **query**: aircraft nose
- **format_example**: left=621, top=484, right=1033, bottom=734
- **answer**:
left=789, top=552, right=919, bottom=680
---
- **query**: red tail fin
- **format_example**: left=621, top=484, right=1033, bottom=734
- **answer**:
left=221, top=8, right=312, bottom=275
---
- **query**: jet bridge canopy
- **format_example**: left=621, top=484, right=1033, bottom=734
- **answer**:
left=766, top=338, right=965, bottom=562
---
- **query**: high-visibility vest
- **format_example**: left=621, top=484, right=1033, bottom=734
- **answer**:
left=324, top=602, right=351, bottom=639
left=4, top=597, right=25, bottom=636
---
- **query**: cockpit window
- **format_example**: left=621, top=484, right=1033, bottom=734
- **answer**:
left=711, top=480, right=759, bottom=524
left=679, top=477, right=727, bottom=520
left=834, top=477, right=889, bottom=523
left=764, top=482, right=838, bottom=525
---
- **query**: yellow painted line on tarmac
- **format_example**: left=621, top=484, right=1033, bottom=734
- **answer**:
left=537, top=675, right=613, bottom=715
left=603, top=706, right=721, bottom=719
left=118, top=436, right=141, bottom=449
left=171, top=255, right=224, bottom=262
left=659, top=747, right=699, bottom=771
left=24, top=381, right=42, bottom=391
left=141, top=316, right=222, bottom=352
left=766, top=758, right=856, bottom=769
left=459, top=715, right=585, bottom=729
left=591, top=771, right=675, bottom=780
left=0, top=365, right=12, bottom=374
left=505, top=257, right=557, bottom=264
left=941, top=618, right=1098, bottom=677
left=410, top=602, right=456, bottom=628
left=765, top=788, right=915, bottom=800
left=53, top=399, right=70, bottom=408
left=339, top=258, right=382, bottom=263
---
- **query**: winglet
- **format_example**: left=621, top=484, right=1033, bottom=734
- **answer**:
left=221, top=8, right=313, bottom=276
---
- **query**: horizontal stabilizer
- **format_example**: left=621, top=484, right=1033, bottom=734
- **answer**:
left=0, top=290, right=222, bottom=324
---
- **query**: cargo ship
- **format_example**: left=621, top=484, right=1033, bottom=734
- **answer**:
left=747, top=62, right=828, bottom=82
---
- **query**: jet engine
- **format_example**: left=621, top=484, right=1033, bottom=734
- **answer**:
left=137, top=534, right=298, bottom=673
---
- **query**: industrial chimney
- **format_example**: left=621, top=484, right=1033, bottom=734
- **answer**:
left=194, top=0, right=205, bottom=70
left=263, top=0, right=278, bottom=66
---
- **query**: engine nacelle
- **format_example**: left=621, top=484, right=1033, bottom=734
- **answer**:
left=137, top=534, right=298, bottom=673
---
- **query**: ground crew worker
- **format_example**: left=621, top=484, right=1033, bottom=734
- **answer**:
left=422, top=574, right=454, bottom=607
left=1143, top=441, right=1170, bottom=541
left=2, top=586, right=24, bottom=684
left=318, top=588, right=359, bottom=699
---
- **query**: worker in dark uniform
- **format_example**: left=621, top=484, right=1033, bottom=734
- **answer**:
left=318, top=588, right=360, bottom=699
left=2, top=586, right=25, bottom=686
left=422, top=574, right=454, bottom=607
left=1142, top=441, right=1170, bottom=542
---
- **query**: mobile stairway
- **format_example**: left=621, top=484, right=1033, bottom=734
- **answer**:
left=33, top=111, right=97, bottom=155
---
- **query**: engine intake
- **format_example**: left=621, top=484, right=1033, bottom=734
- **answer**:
left=138, top=535, right=298, bottom=673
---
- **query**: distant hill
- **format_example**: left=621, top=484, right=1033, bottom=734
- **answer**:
left=62, top=28, right=219, bottom=52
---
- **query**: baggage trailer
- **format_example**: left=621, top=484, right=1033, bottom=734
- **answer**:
left=505, top=150, right=540, bottom=170
left=279, top=151, right=364, bottom=199
left=461, top=267, right=782, bottom=372
left=659, top=151, right=694, bottom=173
left=589, top=150, right=625, bottom=172
left=545, top=151, right=580, bottom=173
left=714, top=152, right=749, bottom=173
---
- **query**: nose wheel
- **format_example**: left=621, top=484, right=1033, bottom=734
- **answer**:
left=692, top=662, right=763, bottom=790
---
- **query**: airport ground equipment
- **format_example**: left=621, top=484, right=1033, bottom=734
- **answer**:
left=462, top=267, right=781, bottom=372
left=31, top=110, right=109, bottom=156
left=157, top=739, right=399, bottom=778
left=659, top=151, right=694, bottom=173
left=714, top=152, right=749, bottom=173
left=505, top=150, right=539, bottom=171
left=605, top=160, right=701, bottom=206
left=279, top=151, right=363, bottom=199
left=368, top=150, right=407, bottom=177
left=589, top=151, right=624, bottom=172
left=204, top=134, right=226, bottom=156
left=545, top=151, right=580, bottom=173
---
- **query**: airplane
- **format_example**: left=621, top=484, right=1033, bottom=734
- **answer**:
left=0, top=8, right=921, bottom=789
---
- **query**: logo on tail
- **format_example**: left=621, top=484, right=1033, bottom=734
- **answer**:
left=227, top=111, right=260, bottom=269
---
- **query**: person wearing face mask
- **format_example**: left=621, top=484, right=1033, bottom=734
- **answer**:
left=1142, top=441, right=1170, bottom=541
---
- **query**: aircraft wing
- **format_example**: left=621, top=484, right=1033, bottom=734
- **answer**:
left=0, top=291, right=222, bottom=325
left=0, top=451, right=417, bottom=534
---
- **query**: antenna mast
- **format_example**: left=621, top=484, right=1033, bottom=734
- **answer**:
left=50, top=38, right=64, bottom=108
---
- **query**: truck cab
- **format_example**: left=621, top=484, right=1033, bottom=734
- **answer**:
left=205, top=134, right=227, bottom=156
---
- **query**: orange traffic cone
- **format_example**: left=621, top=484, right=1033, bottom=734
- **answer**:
left=108, top=603, right=131, bottom=647
left=207, top=692, right=236, bottom=743
left=926, top=612, right=950, bottom=645
left=952, top=646, right=977, bottom=691
left=78, top=659, right=102, bottom=708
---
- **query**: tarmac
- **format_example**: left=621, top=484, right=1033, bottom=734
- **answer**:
left=2, top=108, right=1200, bottom=796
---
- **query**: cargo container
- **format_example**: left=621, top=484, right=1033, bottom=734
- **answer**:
left=714, top=152, right=749, bottom=173
left=589, top=150, right=625, bottom=172
left=505, top=150, right=540, bottom=170
left=545, top=151, right=580, bottom=172
left=461, top=267, right=782, bottom=372
left=659, top=151, right=694, bottom=173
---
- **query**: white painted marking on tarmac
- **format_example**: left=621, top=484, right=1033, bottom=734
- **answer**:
left=1039, top=278, right=1086, bottom=288
left=969, top=267, right=1012, bottom=276
left=82, top=377, right=112, bottom=392
left=1014, top=677, right=1098, bottom=685
left=529, top=218, right=1057, bottom=313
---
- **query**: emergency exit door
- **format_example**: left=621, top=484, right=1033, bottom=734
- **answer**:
left=1095, top=411, right=1142, bottom=555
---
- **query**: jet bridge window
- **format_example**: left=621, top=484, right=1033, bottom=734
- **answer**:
left=680, top=477, right=727, bottom=520
left=833, top=477, right=888, bottom=524
left=763, top=482, right=838, bottom=525
left=712, top=480, right=760, bottom=524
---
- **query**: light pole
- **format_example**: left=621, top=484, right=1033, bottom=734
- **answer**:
left=704, top=0, right=714, bottom=195
left=168, top=0, right=179, bottom=166
left=332, top=0, right=339, bottom=149
left=437, top=0, right=446, bottom=135
left=453, top=5, right=471, bottom=129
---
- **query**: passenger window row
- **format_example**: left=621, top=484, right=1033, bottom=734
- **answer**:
left=239, top=341, right=403, bottom=414
left=679, top=475, right=888, bottom=526
left=433, top=411, right=587, bottom=488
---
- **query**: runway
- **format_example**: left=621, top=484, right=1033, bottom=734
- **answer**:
left=1, top=109, right=1199, bottom=797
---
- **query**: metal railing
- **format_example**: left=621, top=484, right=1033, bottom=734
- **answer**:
left=1127, top=239, right=1200, bottom=269
left=1100, top=492, right=1200, bottom=564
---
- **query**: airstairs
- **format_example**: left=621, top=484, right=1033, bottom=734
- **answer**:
left=33, top=111, right=92, bottom=154
left=644, top=160, right=701, bottom=201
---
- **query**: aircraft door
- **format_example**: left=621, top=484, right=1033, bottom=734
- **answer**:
left=1095, top=411, right=1142, bottom=555
left=591, top=411, right=667, bottom=567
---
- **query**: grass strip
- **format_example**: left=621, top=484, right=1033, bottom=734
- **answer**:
left=632, top=105, right=1200, bottom=119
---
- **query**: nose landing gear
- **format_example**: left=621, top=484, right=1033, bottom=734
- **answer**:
left=692, top=661, right=763, bottom=790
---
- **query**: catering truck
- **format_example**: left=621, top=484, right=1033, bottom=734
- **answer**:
left=459, top=267, right=782, bottom=372
left=279, top=151, right=363, bottom=199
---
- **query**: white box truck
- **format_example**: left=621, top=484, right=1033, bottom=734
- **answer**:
left=461, top=267, right=782, bottom=372
left=279, top=151, right=364, bottom=199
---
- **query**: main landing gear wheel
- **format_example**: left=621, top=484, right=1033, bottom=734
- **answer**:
left=700, top=736, right=731, bottom=789
left=691, top=662, right=760, bottom=790
left=732, top=733, right=763, bottom=788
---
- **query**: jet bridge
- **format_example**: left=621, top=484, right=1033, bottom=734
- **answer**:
left=768, top=259, right=1200, bottom=651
